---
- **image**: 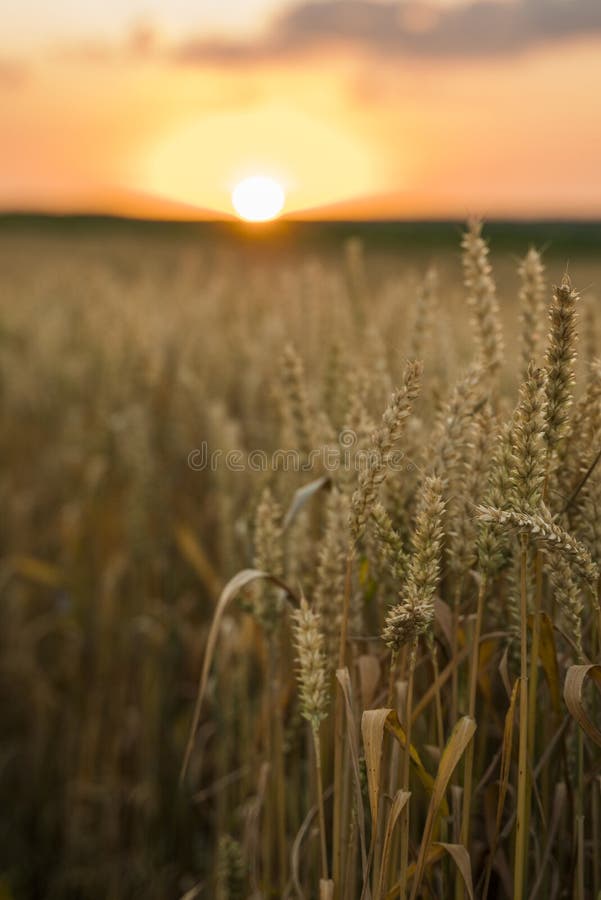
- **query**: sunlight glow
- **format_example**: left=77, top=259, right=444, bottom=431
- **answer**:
left=136, top=102, right=382, bottom=217
left=231, top=175, right=285, bottom=222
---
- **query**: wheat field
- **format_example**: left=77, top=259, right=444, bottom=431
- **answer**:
left=1, top=218, right=601, bottom=899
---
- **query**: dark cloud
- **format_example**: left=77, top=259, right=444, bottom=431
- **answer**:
left=173, top=0, right=601, bottom=65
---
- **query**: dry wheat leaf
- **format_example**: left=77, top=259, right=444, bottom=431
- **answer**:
left=410, top=716, right=476, bottom=900
left=482, top=677, right=519, bottom=900
left=291, top=793, right=325, bottom=900
left=386, top=846, right=446, bottom=898
left=283, top=475, right=331, bottom=530
left=385, top=710, right=446, bottom=814
left=361, top=708, right=394, bottom=827
left=432, top=842, right=474, bottom=900
left=336, top=668, right=369, bottom=878
left=181, top=568, right=293, bottom=782
left=564, top=664, right=601, bottom=747
left=358, top=654, right=381, bottom=710
left=377, top=789, right=411, bottom=899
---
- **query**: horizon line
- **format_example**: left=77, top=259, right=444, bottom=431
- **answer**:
left=2, top=210, right=601, bottom=227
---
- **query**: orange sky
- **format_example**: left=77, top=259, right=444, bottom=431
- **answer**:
left=2, top=0, right=601, bottom=220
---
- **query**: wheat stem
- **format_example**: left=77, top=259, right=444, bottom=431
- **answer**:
left=399, top=638, right=417, bottom=900
left=514, top=532, right=530, bottom=900
left=332, top=548, right=354, bottom=898
left=459, top=576, right=487, bottom=857
left=313, top=729, right=330, bottom=883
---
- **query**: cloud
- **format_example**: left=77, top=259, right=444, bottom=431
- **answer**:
left=172, top=0, right=601, bottom=65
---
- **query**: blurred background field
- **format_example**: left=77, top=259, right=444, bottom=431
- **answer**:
left=0, top=216, right=600, bottom=899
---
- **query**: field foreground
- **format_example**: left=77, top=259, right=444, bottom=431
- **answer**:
left=1, top=218, right=601, bottom=899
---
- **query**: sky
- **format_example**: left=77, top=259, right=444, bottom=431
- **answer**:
left=2, top=0, right=601, bottom=220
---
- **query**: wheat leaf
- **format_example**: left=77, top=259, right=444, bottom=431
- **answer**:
left=410, top=716, right=476, bottom=900
left=336, top=668, right=369, bottom=880
left=283, top=475, right=331, bottom=530
left=377, top=790, right=411, bottom=898
left=564, top=664, right=601, bottom=747
left=361, top=708, right=393, bottom=829
left=180, top=568, right=296, bottom=783
left=482, top=678, right=519, bottom=900
left=433, top=842, right=474, bottom=900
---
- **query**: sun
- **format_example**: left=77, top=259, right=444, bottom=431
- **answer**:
left=231, top=175, right=286, bottom=222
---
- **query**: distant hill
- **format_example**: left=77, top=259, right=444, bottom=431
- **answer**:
left=0, top=185, right=236, bottom=223
left=0, top=212, right=599, bottom=258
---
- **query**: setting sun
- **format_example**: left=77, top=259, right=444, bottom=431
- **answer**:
left=231, top=175, right=286, bottom=222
